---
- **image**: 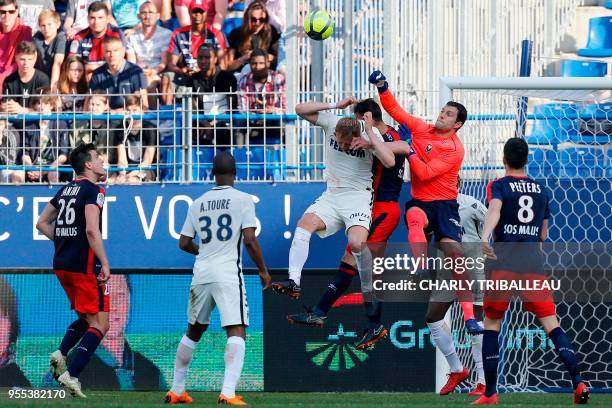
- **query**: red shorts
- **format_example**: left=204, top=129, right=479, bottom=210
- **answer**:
left=345, top=201, right=401, bottom=253
left=483, top=270, right=556, bottom=319
left=55, top=270, right=110, bottom=314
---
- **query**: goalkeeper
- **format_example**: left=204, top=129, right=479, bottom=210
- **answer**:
left=369, top=71, right=481, bottom=394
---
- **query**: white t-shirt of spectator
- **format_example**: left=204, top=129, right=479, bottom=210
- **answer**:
left=316, top=111, right=383, bottom=191
left=70, top=0, right=99, bottom=32
left=18, top=0, right=54, bottom=32
left=126, top=25, right=172, bottom=70
left=180, top=186, right=257, bottom=286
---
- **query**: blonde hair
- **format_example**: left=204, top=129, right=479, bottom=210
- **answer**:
left=334, top=117, right=361, bottom=141
left=38, top=9, right=60, bottom=24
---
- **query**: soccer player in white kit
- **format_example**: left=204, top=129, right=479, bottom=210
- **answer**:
left=165, top=152, right=271, bottom=406
left=432, top=176, right=489, bottom=395
left=271, top=97, right=395, bottom=298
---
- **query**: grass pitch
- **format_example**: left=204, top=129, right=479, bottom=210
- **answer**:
left=1, top=391, right=611, bottom=407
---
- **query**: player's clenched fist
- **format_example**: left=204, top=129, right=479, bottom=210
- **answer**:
left=335, top=96, right=357, bottom=109
left=368, top=70, right=388, bottom=92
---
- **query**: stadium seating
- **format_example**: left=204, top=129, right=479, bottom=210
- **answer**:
left=560, top=59, right=608, bottom=77
left=605, top=1, right=612, bottom=10
left=557, top=144, right=607, bottom=178
left=222, top=1, right=245, bottom=38
left=527, top=145, right=558, bottom=178
left=575, top=103, right=612, bottom=144
left=577, top=16, right=612, bottom=57
left=234, top=146, right=266, bottom=180
left=192, top=147, right=216, bottom=181
left=526, top=104, right=579, bottom=144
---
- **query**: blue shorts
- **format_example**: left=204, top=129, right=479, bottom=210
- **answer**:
left=404, top=199, right=462, bottom=242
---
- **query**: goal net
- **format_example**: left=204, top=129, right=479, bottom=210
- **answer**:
left=440, top=77, right=611, bottom=393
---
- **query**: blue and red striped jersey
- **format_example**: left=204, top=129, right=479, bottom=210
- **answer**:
left=70, top=25, right=126, bottom=65
left=372, top=126, right=406, bottom=202
left=50, top=179, right=105, bottom=274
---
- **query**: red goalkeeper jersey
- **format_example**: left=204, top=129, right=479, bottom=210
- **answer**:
left=380, top=90, right=464, bottom=201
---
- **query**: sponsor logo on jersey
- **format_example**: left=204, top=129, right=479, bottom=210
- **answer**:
left=349, top=212, right=370, bottom=221
left=449, top=218, right=461, bottom=227
left=96, top=193, right=105, bottom=207
left=425, top=144, right=433, bottom=154
left=329, top=139, right=366, bottom=158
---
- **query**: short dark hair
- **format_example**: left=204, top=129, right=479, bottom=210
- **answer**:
left=0, top=0, right=18, bottom=8
left=354, top=98, right=383, bottom=122
left=125, top=94, right=142, bottom=107
left=198, top=43, right=217, bottom=56
left=0, top=277, right=19, bottom=347
left=250, top=48, right=268, bottom=61
left=446, top=101, right=468, bottom=128
left=70, top=143, right=97, bottom=174
left=212, top=152, right=236, bottom=176
left=15, top=41, right=37, bottom=56
left=88, top=1, right=109, bottom=15
left=503, top=137, right=529, bottom=169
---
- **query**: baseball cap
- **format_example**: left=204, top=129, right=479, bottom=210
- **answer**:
left=188, top=0, right=208, bottom=12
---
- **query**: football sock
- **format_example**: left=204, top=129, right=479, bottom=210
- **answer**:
left=67, top=327, right=103, bottom=378
left=549, top=327, right=583, bottom=389
left=170, top=335, right=197, bottom=395
left=427, top=319, right=463, bottom=373
left=315, top=262, right=356, bottom=315
left=59, top=318, right=89, bottom=356
left=482, top=330, right=500, bottom=397
left=406, top=208, right=428, bottom=271
left=471, top=325, right=485, bottom=384
left=365, top=301, right=383, bottom=329
left=221, top=336, right=246, bottom=398
left=288, top=227, right=311, bottom=286
left=351, top=247, right=373, bottom=294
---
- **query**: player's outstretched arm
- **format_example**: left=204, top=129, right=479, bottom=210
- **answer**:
left=36, top=203, right=59, bottom=240
left=295, top=97, right=356, bottom=125
left=85, top=204, right=110, bottom=282
left=178, top=234, right=199, bottom=255
left=363, top=112, right=395, bottom=168
left=243, top=227, right=271, bottom=290
left=407, top=148, right=459, bottom=181
left=481, top=199, right=502, bottom=259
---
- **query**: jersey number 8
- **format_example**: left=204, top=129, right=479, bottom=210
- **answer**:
left=199, top=214, right=233, bottom=244
left=518, top=195, right=534, bottom=223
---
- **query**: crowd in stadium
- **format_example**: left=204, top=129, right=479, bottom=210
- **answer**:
left=0, top=0, right=287, bottom=184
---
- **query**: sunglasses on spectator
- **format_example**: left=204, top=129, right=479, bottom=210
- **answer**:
left=250, top=17, right=265, bottom=23
left=0, top=9, right=17, bottom=15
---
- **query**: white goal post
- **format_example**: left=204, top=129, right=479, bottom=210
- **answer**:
left=434, top=76, right=611, bottom=393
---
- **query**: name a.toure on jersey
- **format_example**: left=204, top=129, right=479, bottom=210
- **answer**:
left=200, top=199, right=231, bottom=212
left=329, top=138, right=366, bottom=158
left=508, top=181, right=542, bottom=194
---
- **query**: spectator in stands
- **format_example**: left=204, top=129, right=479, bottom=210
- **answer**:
left=163, top=0, right=227, bottom=104
left=112, top=94, right=157, bottom=183
left=57, top=55, right=88, bottom=111
left=69, top=1, right=126, bottom=78
left=1, top=41, right=49, bottom=114
left=0, top=278, right=31, bottom=388
left=245, top=0, right=284, bottom=33
left=0, top=118, right=19, bottom=183
left=71, top=92, right=115, bottom=165
left=17, top=0, right=54, bottom=32
left=237, top=48, right=285, bottom=144
left=0, top=0, right=32, bottom=93
left=108, top=0, right=144, bottom=34
left=126, top=1, right=172, bottom=105
left=175, top=0, right=228, bottom=29
left=63, top=0, right=112, bottom=40
left=90, top=36, right=148, bottom=111
left=227, top=0, right=280, bottom=74
left=33, top=10, right=66, bottom=90
left=12, top=91, right=70, bottom=183
left=190, top=43, right=237, bottom=146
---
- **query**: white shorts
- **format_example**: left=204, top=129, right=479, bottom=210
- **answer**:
left=188, top=281, right=249, bottom=327
left=305, top=189, right=373, bottom=238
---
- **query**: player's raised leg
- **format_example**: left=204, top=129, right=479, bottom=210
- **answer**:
left=272, top=212, right=326, bottom=298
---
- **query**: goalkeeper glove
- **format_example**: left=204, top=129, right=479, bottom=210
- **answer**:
left=397, top=124, right=415, bottom=157
left=368, top=70, right=388, bottom=93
